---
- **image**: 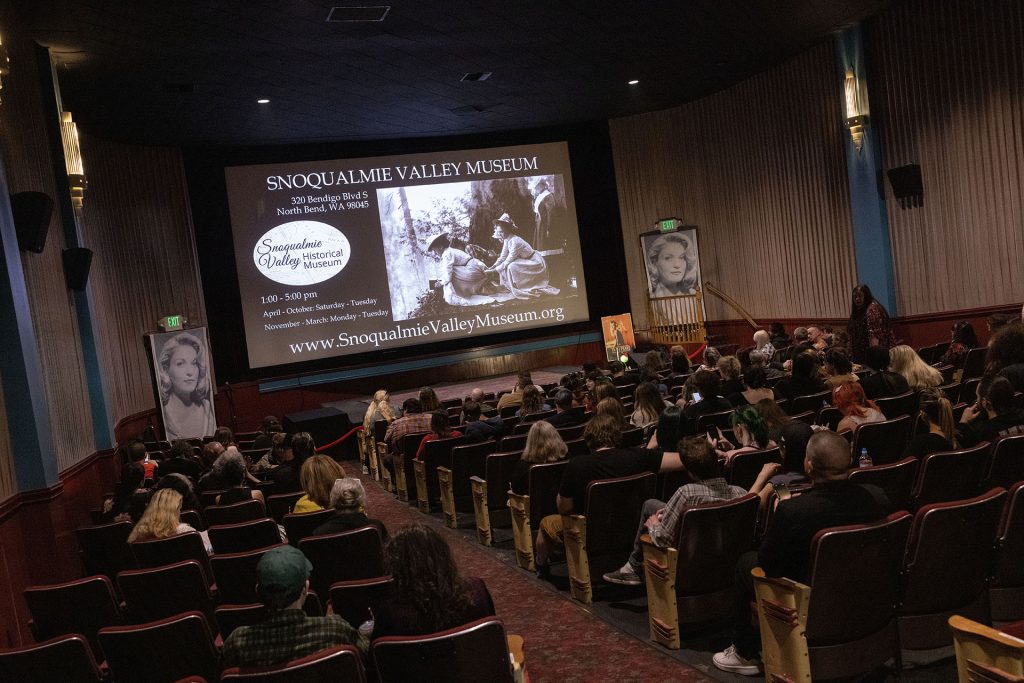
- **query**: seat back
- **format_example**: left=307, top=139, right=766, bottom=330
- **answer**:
left=484, top=451, right=523, bottom=509
left=117, top=560, right=216, bottom=626
left=527, top=460, right=568, bottom=528
left=961, top=347, right=989, bottom=381
left=582, top=472, right=657, bottom=558
left=499, top=433, right=528, bottom=452
left=75, top=521, right=135, bottom=580
left=523, top=409, right=556, bottom=423
left=995, top=482, right=1024, bottom=590
left=987, top=434, right=1024, bottom=490
left=374, top=418, right=389, bottom=445
left=851, top=414, right=912, bottom=465
left=816, top=406, right=843, bottom=431
left=960, top=377, right=983, bottom=405
left=130, top=531, right=212, bottom=583
left=673, top=494, right=759, bottom=602
left=23, top=575, right=123, bottom=656
left=211, top=544, right=288, bottom=605
left=848, top=457, right=920, bottom=511
left=875, top=391, right=920, bottom=419
left=199, top=489, right=227, bottom=508
left=565, top=438, right=589, bottom=456
left=903, top=489, right=1007, bottom=624
left=298, top=526, right=385, bottom=599
left=329, top=576, right=394, bottom=630
left=399, top=430, right=431, bottom=499
left=372, top=617, right=513, bottom=683
left=728, top=447, right=782, bottom=490
left=556, top=423, right=586, bottom=441
left=204, top=499, right=265, bottom=526
left=221, top=644, right=367, bottom=682
left=788, top=391, right=832, bottom=416
left=949, top=615, right=1024, bottom=682
left=621, top=426, right=645, bottom=447
left=98, top=611, right=218, bottom=683
left=215, top=603, right=267, bottom=640
left=267, top=492, right=303, bottom=523
left=421, top=436, right=465, bottom=500
left=209, top=518, right=282, bottom=554
left=696, top=410, right=734, bottom=433
left=283, top=509, right=335, bottom=546
left=912, top=442, right=992, bottom=508
left=0, top=634, right=104, bottom=683
left=790, top=410, right=816, bottom=426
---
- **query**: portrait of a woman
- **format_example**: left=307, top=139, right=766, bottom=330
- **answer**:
left=426, top=233, right=493, bottom=306
left=485, top=213, right=560, bottom=299
left=155, top=330, right=217, bottom=441
left=646, top=232, right=699, bottom=296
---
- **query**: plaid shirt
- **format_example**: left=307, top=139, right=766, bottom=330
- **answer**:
left=648, top=477, right=747, bottom=548
left=384, top=413, right=433, bottom=451
left=220, top=609, right=368, bottom=669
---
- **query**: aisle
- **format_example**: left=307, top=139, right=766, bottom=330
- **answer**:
left=349, top=462, right=711, bottom=683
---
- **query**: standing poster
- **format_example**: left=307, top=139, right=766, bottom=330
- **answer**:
left=149, top=327, right=217, bottom=441
left=601, top=313, right=635, bottom=362
left=640, top=227, right=702, bottom=297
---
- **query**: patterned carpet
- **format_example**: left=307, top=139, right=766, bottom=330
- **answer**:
left=348, top=462, right=712, bottom=682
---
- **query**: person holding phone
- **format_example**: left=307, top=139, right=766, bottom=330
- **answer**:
left=676, top=370, right=731, bottom=435
left=709, top=406, right=776, bottom=466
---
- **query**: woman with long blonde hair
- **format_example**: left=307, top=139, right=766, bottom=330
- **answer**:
left=363, top=389, right=398, bottom=431
left=128, top=488, right=211, bottom=552
left=889, top=345, right=942, bottom=390
left=510, top=421, right=568, bottom=494
left=293, top=454, right=346, bottom=513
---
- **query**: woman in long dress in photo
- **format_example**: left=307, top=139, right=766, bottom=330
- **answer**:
left=427, top=233, right=493, bottom=306
left=157, top=331, right=217, bottom=441
left=485, top=213, right=560, bottom=299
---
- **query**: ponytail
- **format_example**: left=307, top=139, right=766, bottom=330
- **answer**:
left=920, top=388, right=958, bottom=449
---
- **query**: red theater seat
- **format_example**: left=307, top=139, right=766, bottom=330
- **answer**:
left=221, top=644, right=367, bottom=682
left=208, top=518, right=282, bottom=554
left=372, top=618, right=514, bottom=683
left=0, top=634, right=105, bottom=683
left=118, top=560, right=218, bottom=626
left=23, top=574, right=124, bottom=658
left=98, top=611, right=219, bottom=683
left=204, top=499, right=265, bottom=527
left=298, top=526, right=385, bottom=599
left=992, top=482, right=1024, bottom=622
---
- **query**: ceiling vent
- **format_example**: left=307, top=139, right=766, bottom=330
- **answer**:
left=460, top=72, right=492, bottom=82
left=327, top=6, right=390, bottom=22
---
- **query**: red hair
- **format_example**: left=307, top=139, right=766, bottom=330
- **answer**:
left=832, top=382, right=878, bottom=419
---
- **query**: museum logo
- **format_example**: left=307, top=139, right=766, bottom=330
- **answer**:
left=253, top=221, right=351, bottom=286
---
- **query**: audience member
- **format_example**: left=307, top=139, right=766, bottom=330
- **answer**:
left=312, top=478, right=388, bottom=540
left=630, top=381, right=669, bottom=429
left=939, top=321, right=979, bottom=368
left=124, top=439, right=156, bottom=480
left=986, top=323, right=1024, bottom=391
left=497, top=372, right=534, bottom=412
left=595, top=396, right=628, bottom=430
left=752, top=329, right=775, bottom=362
left=669, top=345, right=692, bottom=375
left=647, top=405, right=685, bottom=451
left=383, top=398, right=431, bottom=451
left=822, top=347, right=858, bottom=389
left=293, top=455, right=345, bottom=513
left=373, top=525, right=496, bottom=638
left=958, top=375, right=1024, bottom=446
left=713, top=430, right=891, bottom=675
left=197, top=446, right=238, bottom=493
left=748, top=350, right=784, bottom=380
left=806, top=326, right=829, bottom=351
left=833, top=382, right=885, bottom=433
left=847, top=283, right=896, bottom=363
left=101, top=463, right=146, bottom=523
left=461, top=400, right=505, bottom=443
left=212, top=426, right=235, bottom=450
left=754, top=398, right=792, bottom=444
left=773, top=352, right=826, bottom=401
left=602, top=436, right=746, bottom=586
left=198, top=440, right=225, bottom=475
left=364, top=389, right=401, bottom=434
left=157, top=439, right=203, bottom=480
left=718, top=356, right=745, bottom=396
left=215, top=448, right=265, bottom=507
left=544, top=389, right=584, bottom=428
left=418, top=386, right=442, bottom=413
left=291, top=431, right=316, bottom=467
left=699, top=346, right=721, bottom=373
left=729, top=367, right=775, bottom=407
left=748, top=419, right=814, bottom=507
left=516, top=385, right=551, bottom=418
left=415, top=411, right=463, bottom=460
left=889, top=345, right=942, bottom=390
left=510, top=421, right=568, bottom=495
left=712, top=405, right=775, bottom=465
left=678, top=370, right=732, bottom=432
left=220, top=545, right=368, bottom=667
left=253, top=416, right=282, bottom=451
left=858, top=345, right=909, bottom=400
left=267, top=433, right=302, bottom=494
left=904, top=388, right=958, bottom=458
left=127, top=488, right=212, bottom=554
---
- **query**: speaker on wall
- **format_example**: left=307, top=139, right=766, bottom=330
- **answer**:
left=886, top=164, right=924, bottom=209
left=62, top=247, right=93, bottom=291
left=10, top=192, right=54, bottom=253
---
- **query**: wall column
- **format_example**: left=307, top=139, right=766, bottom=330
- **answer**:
left=835, top=26, right=897, bottom=315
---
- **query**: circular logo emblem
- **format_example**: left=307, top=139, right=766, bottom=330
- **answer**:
left=253, top=221, right=350, bottom=286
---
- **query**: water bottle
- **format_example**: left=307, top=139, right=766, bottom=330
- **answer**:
left=858, top=447, right=872, bottom=468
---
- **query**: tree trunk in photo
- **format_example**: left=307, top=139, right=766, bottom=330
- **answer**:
left=379, top=187, right=427, bottom=320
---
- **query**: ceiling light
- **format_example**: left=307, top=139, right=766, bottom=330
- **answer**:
left=257, top=98, right=270, bottom=104
left=628, top=79, right=639, bottom=85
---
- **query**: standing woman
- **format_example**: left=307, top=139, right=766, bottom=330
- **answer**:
left=157, top=332, right=217, bottom=441
left=485, top=213, right=559, bottom=299
left=847, top=284, right=896, bottom=363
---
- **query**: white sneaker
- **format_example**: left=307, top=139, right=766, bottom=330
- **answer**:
left=712, top=644, right=762, bottom=676
left=602, top=562, right=642, bottom=586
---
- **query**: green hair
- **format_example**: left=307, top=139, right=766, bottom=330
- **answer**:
left=731, top=405, right=769, bottom=448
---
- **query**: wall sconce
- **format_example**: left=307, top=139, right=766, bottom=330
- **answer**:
left=0, top=35, right=11, bottom=105
left=60, top=112, right=87, bottom=208
left=843, top=68, right=868, bottom=154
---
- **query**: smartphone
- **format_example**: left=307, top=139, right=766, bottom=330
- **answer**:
left=692, top=391, right=703, bottom=402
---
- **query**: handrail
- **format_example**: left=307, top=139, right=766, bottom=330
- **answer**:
left=316, top=425, right=363, bottom=452
left=704, top=282, right=758, bottom=329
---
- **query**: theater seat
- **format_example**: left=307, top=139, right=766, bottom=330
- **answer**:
left=329, top=576, right=394, bottom=630
left=986, top=435, right=1024, bottom=491
left=874, top=391, right=919, bottom=419
left=848, top=457, right=919, bottom=512
left=910, top=442, right=991, bottom=508
left=208, top=518, right=282, bottom=554
left=992, top=482, right=1024, bottom=622
left=118, top=560, right=218, bottom=626
left=75, top=520, right=135, bottom=580
left=508, top=460, right=568, bottom=572
left=267, top=492, right=303, bottom=523
left=221, top=644, right=367, bottom=682
left=372, top=618, right=515, bottom=683
left=563, top=472, right=657, bottom=604
left=298, top=526, right=385, bottom=599
left=130, top=531, right=213, bottom=586
left=949, top=615, right=1024, bottom=681
left=438, top=440, right=494, bottom=527
left=469, top=449, right=519, bottom=546
left=899, top=488, right=1007, bottom=650
left=0, top=634, right=105, bottom=683
left=753, top=512, right=912, bottom=681
left=851, top=415, right=912, bottom=465
left=211, top=544, right=288, bottom=605
left=23, top=574, right=124, bottom=658
left=204, top=499, right=265, bottom=527
left=641, top=494, right=759, bottom=649
left=282, top=509, right=335, bottom=547
left=215, top=592, right=323, bottom=640
left=98, top=611, right=219, bottom=683
left=414, top=435, right=465, bottom=513
left=727, top=447, right=781, bottom=491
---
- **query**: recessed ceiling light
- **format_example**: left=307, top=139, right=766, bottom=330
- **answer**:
left=628, top=79, right=639, bottom=85
left=257, top=98, right=270, bottom=104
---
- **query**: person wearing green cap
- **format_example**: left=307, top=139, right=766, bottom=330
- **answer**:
left=221, top=545, right=368, bottom=668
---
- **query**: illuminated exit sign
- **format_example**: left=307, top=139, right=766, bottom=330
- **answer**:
left=658, top=218, right=682, bottom=232
left=158, top=315, right=185, bottom=332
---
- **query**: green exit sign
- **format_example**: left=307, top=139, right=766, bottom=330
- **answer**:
left=159, top=315, right=184, bottom=332
left=659, top=218, right=682, bottom=232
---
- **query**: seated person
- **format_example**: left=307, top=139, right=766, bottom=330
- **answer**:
left=267, top=434, right=303, bottom=495
left=496, top=372, right=534, bottom=412
left=711, top=405, right=777, bottom=465
left=905, top=388, right=959, bottom=458
left=221, top=545, right=368, bottom=668
left=544, top=389, right=585, bottom=428
left=959, top=376, right=1024, bottom=446
left=313, top=478, right=389, bottom=541
left=101, top=463, right=146, bottom=523
left=253, top=416, right=282, bottom=451
left=822, top=347, right=858, bottom=389
left=748, top=419, right=814, bottom=509
left=890, top=345, right=943, bottom=390
left=858, top=345, right=909, bottom=400
left=461, top=400, right=505, bottom=443
left=669, top=345, right=692, bottom=375
left=729, top=367, right=775, bottom=407
left=773, top=352, right=827, bottom=401
left=602, top=436, right=747, bottom=586
left=417, top=386, right=443, bottom=413
left=515, top=385, right=551, bottom=419
left=718, top=356, right=746, bottom=396
left=124, top=438, right=157, bottom=480
left=752, top=329, right=776, bottom=363
left=293, top=454, right=345, bottom=513
left=372, top=525, right=495, bottom=638
left=677, top=370, right=733, bottom=433
left=938, top=321, right=978, bottom=368
left=212, top=426, right=235, bottom=451
left=698, top=346, right=722, bottom=373
left=510, top=421, right=569, bottom=495
left=215, top=448, right=266, bottom=507
left=630, top=381, right=670, bottom=429
left=158, top=439, right=203, bottom=480
left=415, top=411, right=463, bottom=460
left=533, top=414, right=685, bottom=577
left=748, top=350, right=784, bottom=381
left=382, top=398, right=430, bottom=452
left=833, top=382, right=886, bottom=434
left=127, top=488, right=212, bottom=554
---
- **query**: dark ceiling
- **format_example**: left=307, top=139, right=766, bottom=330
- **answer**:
left=23, top=1, right=892, bottom=145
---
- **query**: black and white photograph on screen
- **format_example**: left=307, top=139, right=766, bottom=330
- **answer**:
left=150, top=327, right=217, bottom=441
left=640, top=228, right=702, bottom=297
left=377, top=176, right=579, bottom=321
